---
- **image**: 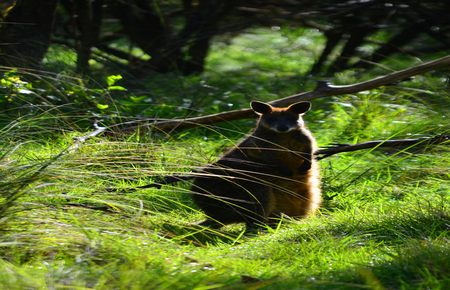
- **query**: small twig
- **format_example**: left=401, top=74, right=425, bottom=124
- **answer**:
left=63, top=202, right=118, bottom=213
left=107, top=174, right=195, bottom=192
left=70, top=121, right=107, bottom=152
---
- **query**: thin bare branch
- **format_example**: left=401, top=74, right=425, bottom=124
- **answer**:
left=152, top=55, right=450, bottom=132
left=70, top=122, right=107, bottom=152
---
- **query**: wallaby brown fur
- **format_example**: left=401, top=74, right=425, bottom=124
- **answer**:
left=191, top=101, right=321, bottom=229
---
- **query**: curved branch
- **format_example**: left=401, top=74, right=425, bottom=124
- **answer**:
left=152, top=55, right=450, bottom=132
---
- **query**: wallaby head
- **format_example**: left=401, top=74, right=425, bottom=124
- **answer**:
left=251, top=101, right=311, bottom=133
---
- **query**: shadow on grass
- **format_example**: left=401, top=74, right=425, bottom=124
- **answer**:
left=273, top=239, right=449, bottom=289
left=159, top=222, right=247, bottom=246
left=161, top=198, right=449, bottom=247
left=362, top=240, right=449, bottom=289
left=286, top=200, right=449, bottom=244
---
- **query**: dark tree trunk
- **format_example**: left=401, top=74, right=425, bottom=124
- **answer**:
left=352, top=24, right=422, bottom=69
left=110, top=0, right=170, bottom=72
left=0, top=0, right=58, bottom=68
left=73, top=0, right=103, bottom=74
left=108, top=0, right=235, bottom=75
left=178, top=0, right=233, bottom=74
left=327, top=27, right=376, bottom=73
left=309, top=30, right=342, bottom=74
left=182, top=35, right=212, bottom=74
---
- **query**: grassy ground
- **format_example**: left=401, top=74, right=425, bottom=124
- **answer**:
left=0, top=28, right=449, bottom=289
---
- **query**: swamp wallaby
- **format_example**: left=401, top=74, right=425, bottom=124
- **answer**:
left=191, top=101, right=321, bottom=229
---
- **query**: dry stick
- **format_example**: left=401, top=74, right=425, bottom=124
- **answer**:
left=152, top=55, right=450, bottom=132
left=115, top=134, right=449, bottom=192
left=70, top=122, right=107, bottom=152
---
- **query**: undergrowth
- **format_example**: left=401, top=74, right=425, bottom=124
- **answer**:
left=0, top=27, right=449, bottom=289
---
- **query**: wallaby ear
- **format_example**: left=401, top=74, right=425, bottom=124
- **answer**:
left=251, top=101, right=272, bottom=115
left=288, top=101, right=311, bottom=114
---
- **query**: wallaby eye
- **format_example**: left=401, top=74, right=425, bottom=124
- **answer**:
left=287, top=115, right=299, bottom=123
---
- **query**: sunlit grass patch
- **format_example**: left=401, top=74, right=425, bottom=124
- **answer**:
left=1, top=121, right=447, bottom=288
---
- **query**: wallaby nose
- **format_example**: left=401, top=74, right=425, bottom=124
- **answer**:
left=277, top=125, right=289, bottom=132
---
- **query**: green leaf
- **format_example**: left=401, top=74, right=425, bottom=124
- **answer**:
left=130, top=95, right=147, bottom=102
left=108, top=85, right=127, bottom=91
left=106, top=74, right=123, bottom=86
left=96, top=103, right=109, bottom=110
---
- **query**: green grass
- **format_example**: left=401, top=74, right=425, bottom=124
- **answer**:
left=1, top=27, right=449, bottom=289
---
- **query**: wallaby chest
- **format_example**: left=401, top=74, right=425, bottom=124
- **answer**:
left=238, top=128, right=312, bottom=175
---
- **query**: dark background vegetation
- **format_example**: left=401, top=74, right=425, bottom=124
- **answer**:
left=1, top=0, right=449, bottom=132
left=1, top=0, right=449, bottom=75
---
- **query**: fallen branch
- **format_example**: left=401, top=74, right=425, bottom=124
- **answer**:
left=151, top=55, right=450, bottom=132
left=315, top=134, right=450, bottom=160
left=111, top=134, right=449, bottom=192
